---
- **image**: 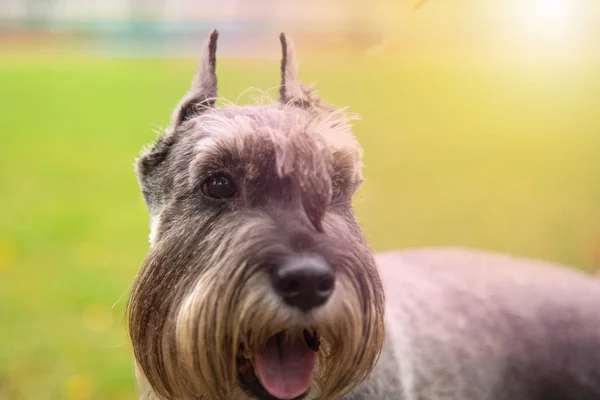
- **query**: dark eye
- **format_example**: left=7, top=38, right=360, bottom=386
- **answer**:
left=201, top=173, right=237, bottom=200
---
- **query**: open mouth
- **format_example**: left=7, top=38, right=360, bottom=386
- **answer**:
left=237, top=330, right=321, bottom=400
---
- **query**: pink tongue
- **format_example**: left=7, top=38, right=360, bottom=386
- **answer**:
left=255, top=334, right=316, bottom=399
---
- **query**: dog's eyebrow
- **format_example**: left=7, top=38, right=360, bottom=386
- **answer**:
left=188, top=139, right=240, bottom=183
left=194, top=135, right=218, bottom=152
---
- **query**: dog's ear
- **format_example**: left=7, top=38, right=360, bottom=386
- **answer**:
left=171, top=29, right=219, bottom=127
left=136, top=30, right=218, bottom=211
left=279, top=33, right=322, bottom=108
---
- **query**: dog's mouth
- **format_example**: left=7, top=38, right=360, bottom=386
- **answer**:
left=237, top=330, right=321, bottom=400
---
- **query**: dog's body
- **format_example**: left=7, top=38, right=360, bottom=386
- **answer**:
left=348, top=249, right=600, bottom=400
left=128, top=30, right=600, bottom=400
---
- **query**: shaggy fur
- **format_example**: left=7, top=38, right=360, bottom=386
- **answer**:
left=128, top=30, right=600, bottom=400
left=350, top=249, right=600, bottom=400
left=129, top=31, right=384, bottom=400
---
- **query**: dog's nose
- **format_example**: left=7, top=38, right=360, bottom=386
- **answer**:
left=271, top=255, right=335, bottom=312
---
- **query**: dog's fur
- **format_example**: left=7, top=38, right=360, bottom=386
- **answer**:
left=128, top=30, right=600, bottom=400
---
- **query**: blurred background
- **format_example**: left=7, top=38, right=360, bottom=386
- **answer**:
left=1, top=0, right=600, bottom=398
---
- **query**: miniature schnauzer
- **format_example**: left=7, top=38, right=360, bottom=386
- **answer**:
left=128, top=30, right=600, bottom=400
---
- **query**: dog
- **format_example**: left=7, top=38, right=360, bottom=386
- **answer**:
left=128, top=30, right=600, bottom=400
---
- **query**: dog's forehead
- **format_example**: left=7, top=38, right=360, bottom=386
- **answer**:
left=186, top=103, right=362, bottom=170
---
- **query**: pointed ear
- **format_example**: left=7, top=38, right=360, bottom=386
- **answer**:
left=279, top=33, right=322, bottom=108
left=171, top=29, right=219, bottom=127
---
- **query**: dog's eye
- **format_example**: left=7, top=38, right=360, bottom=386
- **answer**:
left=201, top=173, right=237, bottom=200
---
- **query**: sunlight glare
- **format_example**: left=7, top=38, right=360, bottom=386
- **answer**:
left=520, top=0, right=578, bottom=43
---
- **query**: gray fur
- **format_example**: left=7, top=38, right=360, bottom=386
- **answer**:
left=129, top=31, right=384, bottom=400
left=128, top=30, right=600, bottom=400
left=346, top=249, right=600, bottom=400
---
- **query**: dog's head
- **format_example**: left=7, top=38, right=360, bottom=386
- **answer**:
left=128, top=30, right=385, bottom=400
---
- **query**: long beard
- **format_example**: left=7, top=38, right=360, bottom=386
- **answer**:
left=128, top=213, right=384, bottom=400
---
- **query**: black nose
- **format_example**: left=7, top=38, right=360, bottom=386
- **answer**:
left=271, top=255, right=335, bottom=312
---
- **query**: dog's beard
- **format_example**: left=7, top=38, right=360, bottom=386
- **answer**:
left=171, top=270, right=381, bottom=400
left=128, top=214, right=384, bottom=400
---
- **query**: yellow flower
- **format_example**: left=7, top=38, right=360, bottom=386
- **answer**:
left=0, top=239, right=17, bottom=270
left=64, top=375, right=94, bottom=400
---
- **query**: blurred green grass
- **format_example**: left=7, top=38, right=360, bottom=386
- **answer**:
left=1, top=52, right=599, bottom=399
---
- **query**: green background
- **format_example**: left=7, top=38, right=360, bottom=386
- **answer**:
left=1, top=49, right=599, bottom=399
